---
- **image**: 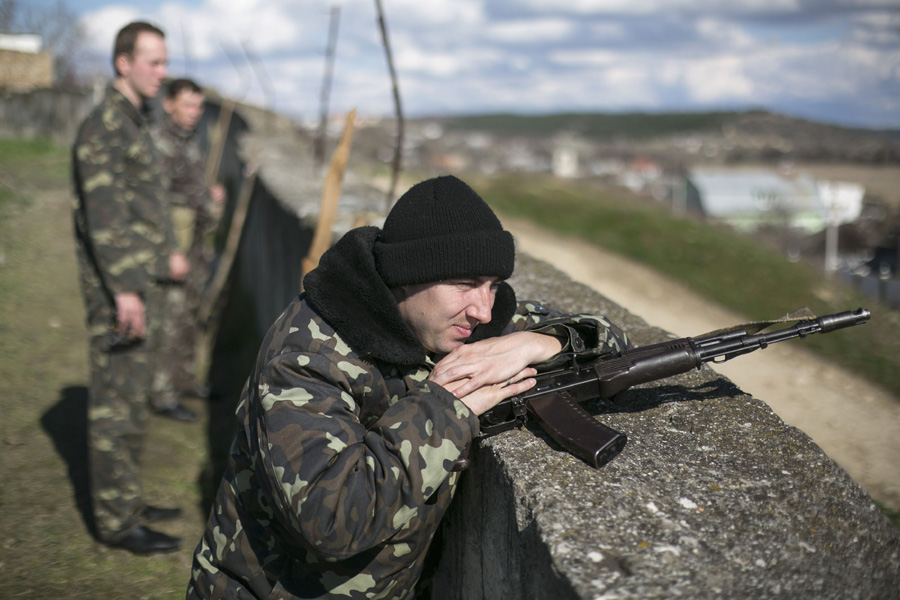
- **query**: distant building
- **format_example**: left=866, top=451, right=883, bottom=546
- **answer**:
left=0, top=33, right=42, bottom=53
left=0, top=33, right=53, bottom=91
left=817, top=180, right=866, bottom=227
left=686, top=168, right=863, bottom=234
left=552, top=144, right=579, bottom=178
left=552, top=134, right=596, bottom=179
left=618, top=158, right=662, bottom=193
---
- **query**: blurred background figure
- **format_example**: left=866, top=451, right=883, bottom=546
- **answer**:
left=71, top=20, right=186, bottom=555
left=150, top=77, right=226, bottom=422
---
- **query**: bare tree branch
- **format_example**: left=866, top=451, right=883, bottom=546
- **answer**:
left=374, top=0, right=404, bottom=213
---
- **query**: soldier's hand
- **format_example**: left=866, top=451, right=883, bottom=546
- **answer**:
left=210, top=183, right=226, bottom=205
left=115, top=292, right=145, bottom=339
left=169, top=252, right=190, bottom=281
left=430, top=331, right=562, bottom=400
left=440, top=371, right=537, bottom=417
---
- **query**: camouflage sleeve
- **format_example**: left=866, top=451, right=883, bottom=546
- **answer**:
left=508, top=300, right=631, bottom=369
left=153, top=127, right=209, bottom=212
left=74, top=110, right=176, bottom=293
left=252, top=349, right=476, bottom=559
left=174, top=137, right=211, bottom=213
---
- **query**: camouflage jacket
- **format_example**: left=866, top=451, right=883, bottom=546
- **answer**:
left=188, top=227, right=629, bottom=600
left=72, top=84, right=178, bottom=297
left=151, top=115, right=210, bottom=213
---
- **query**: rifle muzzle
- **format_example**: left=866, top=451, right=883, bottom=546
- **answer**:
left=817, top=308, right=870, bottom=332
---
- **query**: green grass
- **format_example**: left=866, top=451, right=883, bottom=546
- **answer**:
left=434, top=109, right=884, bottom=141
left=0, top=137, right=208, bottom=598
left=0, top=137, right=69, bottom=178
left=474, top=173, right=900, bottom=400
left=0, top=136, right=61, bottom=160
left=0, top=137, right=69, bottom=211
left=876, top=502, right=900, bottom=530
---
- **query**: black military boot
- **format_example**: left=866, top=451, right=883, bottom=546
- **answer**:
left=156, top=403, right=198, bottom=422
left=109, top=526, right=181, bottom=555
left=141, top=505, right=183, bottom=522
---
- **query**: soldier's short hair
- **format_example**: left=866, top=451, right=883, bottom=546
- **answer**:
left=166, top=78, right=203, bottom=100
left=113, top=21, right=165, bottom=76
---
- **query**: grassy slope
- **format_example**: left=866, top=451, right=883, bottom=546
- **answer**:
left=435, top=109, right=895, bottom=142
left=473, top=173, right=900, bottom=400
left=0, top=139, right=208, bottom=598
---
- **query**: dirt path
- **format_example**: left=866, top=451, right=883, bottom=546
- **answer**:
left=503, top=216, right=900, bottom=511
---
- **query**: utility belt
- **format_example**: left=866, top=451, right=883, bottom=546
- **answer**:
left=155, top=278, right=186, bottom=288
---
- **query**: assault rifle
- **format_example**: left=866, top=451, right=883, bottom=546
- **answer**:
left=479, top=308, right=870, bottom=469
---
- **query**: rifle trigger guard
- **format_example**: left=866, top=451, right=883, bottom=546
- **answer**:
left=511, top=396, right=527, bottom=420
left=568, top=353, right=582, bottom=374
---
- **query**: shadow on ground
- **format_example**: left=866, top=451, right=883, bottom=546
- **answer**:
left=40, top=385, right=96, bottom=538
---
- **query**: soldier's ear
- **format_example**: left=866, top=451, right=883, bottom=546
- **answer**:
left=114, top=53, right=132, bottom=78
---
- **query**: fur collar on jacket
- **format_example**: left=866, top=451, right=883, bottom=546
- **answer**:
left=302, top=226, right=517, bottom=367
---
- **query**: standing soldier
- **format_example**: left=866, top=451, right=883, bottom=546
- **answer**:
left=72, top=21, right=187, bottom=554
left=150, top=77, right=226, bottom=421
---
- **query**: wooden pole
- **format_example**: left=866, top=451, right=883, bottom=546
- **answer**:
left=315, top=5, right=342, bottom=171
left=198, top=162, right=258, bottom=326
left=205, top=98, right=234, bottom=188
left=374, top=0, right=404, bottom=212
left=302, top=109, right=358, bottom=286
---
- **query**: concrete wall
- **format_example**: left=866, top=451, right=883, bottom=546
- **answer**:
left=0, top=87, right=93, bottom=145
left=0, top=48, right=53, bottom=91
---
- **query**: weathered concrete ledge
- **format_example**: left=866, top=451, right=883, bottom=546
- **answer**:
left=431, top=254, right=900, bottom=599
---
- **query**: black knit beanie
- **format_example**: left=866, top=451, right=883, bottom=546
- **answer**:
left=374, top=175, right=515, bottom=287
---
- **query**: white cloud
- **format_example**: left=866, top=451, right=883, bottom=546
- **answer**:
left=486, top=18, right=576, bottom=44
left=514, top=0, right=804, bottom=16
left=693, top=17, right=757, bottom=50
left=79, top=6, right=144, bottom=55
left=588, top=22, right=628, bottom=42
left=847, top=10, right=900, bottom=45
left=549, top=49, right=620, bottom=67
left=395, top=49, right=465, bottom=77
left=370, top=0, right=484, bottom=28
left=163, top=1, right=304, bottom=56
left=682, top=55, right=757, bottom=103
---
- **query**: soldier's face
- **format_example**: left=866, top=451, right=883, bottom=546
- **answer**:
left=165, top=90, right=205, bottom=130
left=120, top=32, right=167, bottom=100
left=394, top=277, right=499, bottom=356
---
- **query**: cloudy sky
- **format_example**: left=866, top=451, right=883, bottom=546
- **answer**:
left=32, top=0, right=900, bottom=129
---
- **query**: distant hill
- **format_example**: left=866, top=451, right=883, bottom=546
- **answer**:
left=414, top=110, right=900, bottom=164
left=425, top=110, right=746, bottom=139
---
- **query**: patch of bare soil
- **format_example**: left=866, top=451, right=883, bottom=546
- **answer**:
left=503, top=215, right=900, bottom=511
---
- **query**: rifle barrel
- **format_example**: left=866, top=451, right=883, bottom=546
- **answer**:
left=697, top=308, right=870, bottom=363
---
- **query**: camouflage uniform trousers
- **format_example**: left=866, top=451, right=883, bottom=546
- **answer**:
left=88, top=283, right=168, bottom=542
left=149, top=282, right=197, bottom=411
left=148, top=211, right=217, bottom=412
